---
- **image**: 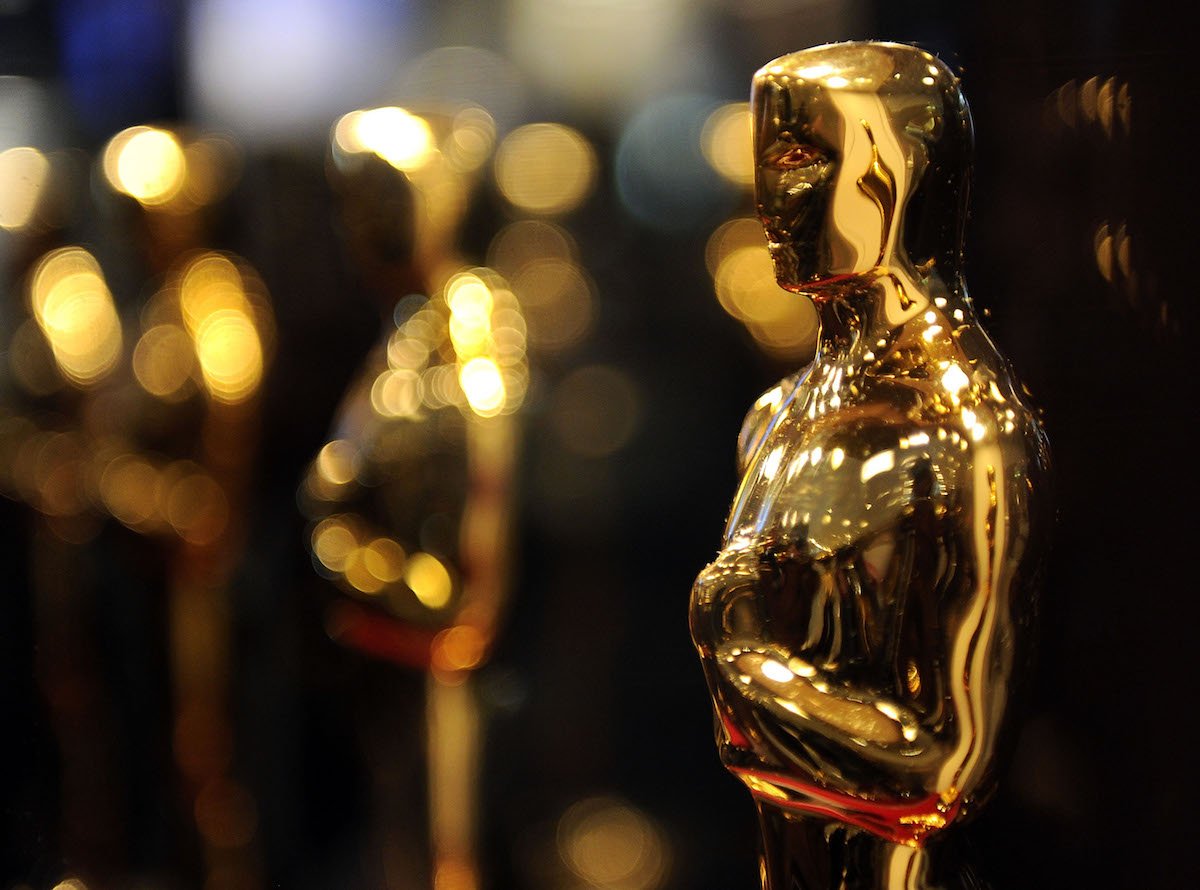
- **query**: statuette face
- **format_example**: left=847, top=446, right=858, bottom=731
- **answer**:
left=690, top=42, right=1050, bottom=879
left=754, top=43, right=971, bottom=298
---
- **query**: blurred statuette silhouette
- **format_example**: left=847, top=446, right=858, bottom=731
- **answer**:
left=303, top=104, right=524, bottom=890
left=690, top=42, right=1051, bottom=889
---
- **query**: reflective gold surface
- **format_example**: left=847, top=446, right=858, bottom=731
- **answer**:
left=690, top=42, right=1051, bottom=888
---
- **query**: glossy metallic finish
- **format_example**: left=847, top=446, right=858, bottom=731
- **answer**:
left=690, top=43, right=1051, bottom=888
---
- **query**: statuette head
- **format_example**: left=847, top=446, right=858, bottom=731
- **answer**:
left=752, top=42, right=972, bottom=294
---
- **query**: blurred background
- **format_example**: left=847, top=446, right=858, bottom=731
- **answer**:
left=2, top=1, right=1197, bottom=889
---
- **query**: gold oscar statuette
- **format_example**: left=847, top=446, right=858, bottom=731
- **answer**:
left=304, top=104, right=521, bottom=890
left=690, top=42, right=1051, bottom=889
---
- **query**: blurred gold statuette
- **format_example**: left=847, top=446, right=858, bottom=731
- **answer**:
left=690, top=42, right=1051, bottom=889
left=306, top=104, right=525, bottom=890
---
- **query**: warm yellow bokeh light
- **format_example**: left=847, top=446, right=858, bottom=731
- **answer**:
left=344, top=547, right=386, bottom=594
left=193, top=309, right=263, bottom=403
left=550, top=365, right=641, bottom=458
left=702, top=102, right=755, bottom=186
left=0, top=146, right=50, bottom=231
left=179, top=253, right=255, bottom=333
left=433, top=859, right=478, bottom=890
left=163, top=469, right=228, bottom=545
left=405, top=552, right=453, bottom=609
left=510, top=258, right=593, bottom=352
left=335, top=106, right=436, bottom=172
left=99, top=454, right=161, bottom=529
left=103, top=126, right=187, bottom=206
left=487, top=220, right=577, bottom=277
left=447, top=107, right=496, bottom=172
left=459, top=356, right=506, bottom=417
left=172, top=252, right=272, bottom=403
left=316, top=439, right=358, bottom=486
left=446, top=273, right=494, bottom=319
left=28, top=431, right=86, bottom=518
left=422, top=363, right=463, bottom=410
left=715, top=245, right=791, bottom=323
left=557, top=797, right=668, bottom=890
left=29, top=247, right=123, bottom=386
left=133, top=323, right=194, bottom=399
left=371, top=369, right=423, bottom=419
left=312, top=517, right=358, bottom=573
left=495, top=123, right=596, bottom=215
left=363, top=537, right=406, bottom=583
left=433, top=625, right=486, bottom=672
left=710, top=233, right=818, bottom=359
left=447, top=273, right=494, bottom=355
left=705, top=217, right=766, bottom=276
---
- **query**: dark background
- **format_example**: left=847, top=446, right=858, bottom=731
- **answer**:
left=2, top=1, right=1197, bottom=888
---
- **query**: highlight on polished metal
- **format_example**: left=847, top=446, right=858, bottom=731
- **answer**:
left=689, top=42, right=1051, bottom=889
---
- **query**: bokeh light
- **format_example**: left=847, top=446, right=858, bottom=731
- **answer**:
left=432, top=624, right=486, bottom=673
left=363, top=537, right=406, bottom=583
left=371, top=368, right=424, bottom=420
left=29, top=246, right=123, bottom=386
left=193, top=310, right=264, bottom=403
left=344, top=546, right=387, bottom=594
left=178, top=252, right=270, bottom=404
left=312, top=516, right=359, bottom=575
left=556, top=796, right=669, bottom=889
left=311, top=513, right=443, bottom=606
left=487, top=220, right=577, bottom=276
left=163, top=464, right=229, bottom=546
left=447, top=272, right=495, bottom=353
left=708, top=219, right=818, bottom=360
left=182, top=135, right=241, bottom=207
left=459, top=356, right=506, bottom=417
left=187, top=0, right=410, bottom=143
left=391, top=46, right=529, bottom=135
left=549, top=366, right=642, bottom=458
left=701, top=102, right=754, bottom=187
left=102, top=125, right=187, bottom=207
left=25, top=431, right=86, bottom=518
left=99, top=453, right=162, bottom=531
left=507, top=0, right=697, bottom=115
left=132, top=323, right=195, bottom=400
left=0, top=146, right=50, bottom=231
left=316, top=439, right=359, bottom=488
left=705, top=217, right=765, bottom=276
left=510, top=259, right=594, bottom=353
left=616, top=95, right=736, bottom=232
left=438, top=269, right=528, bottom=417
left=334, top=106, right=435, bottom=172
left=446, top=107, right=496, bottom=173
left=495, top=123, right=596, bottom=216
left=0, top=76, right=56, bottom=155
left=405, top=551, right=453, bottom=609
